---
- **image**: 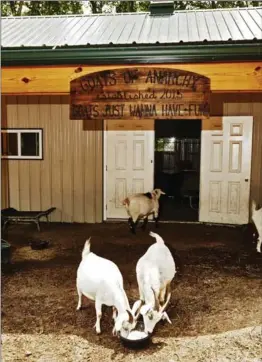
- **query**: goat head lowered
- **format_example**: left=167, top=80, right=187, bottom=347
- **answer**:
left=132, top=285, right=172, bottom=334
left=112, top=306, right=142, bottom=337
left=132, top=287, right=172, bottom=333
left=132, top=231, right=176, bottom=334
left=76, top=238, right=139, bottom=337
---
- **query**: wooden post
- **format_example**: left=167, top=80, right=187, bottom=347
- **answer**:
left=1, top=96, right=10, bottom=209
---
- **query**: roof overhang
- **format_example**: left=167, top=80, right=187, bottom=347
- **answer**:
left=2, top=42, right=262, bottom=66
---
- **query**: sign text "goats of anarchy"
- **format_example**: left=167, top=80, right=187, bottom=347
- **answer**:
left=70, top=67, right=210, bottom=120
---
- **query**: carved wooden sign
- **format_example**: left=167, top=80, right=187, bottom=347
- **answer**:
left=70, top=67, right=210, bottom=120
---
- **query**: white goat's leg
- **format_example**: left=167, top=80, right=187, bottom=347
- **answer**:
left=94, top=300, right=102, bottom=334
left=138, top=284, right=144, bottom=301
left=112, top=306, right=118, bottom=335
left=76, top=287, right=82, bottom=311
left=112, top=306, right=117, bottom=321
left=256, top=236, right=262, bottom=253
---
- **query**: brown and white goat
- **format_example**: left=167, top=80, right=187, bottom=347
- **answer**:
left=122, top=189, right=165, bottom=234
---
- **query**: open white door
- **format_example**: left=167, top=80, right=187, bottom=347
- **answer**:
left=199, top=116, right=253, bottom=225
left=104, top=119, right=154, bottom=219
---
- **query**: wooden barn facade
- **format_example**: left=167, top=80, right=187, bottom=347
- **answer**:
left=1, top=4, right=262, bottom=225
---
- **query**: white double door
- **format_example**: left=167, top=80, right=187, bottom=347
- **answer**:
left=105, top=116, right=253, bottom=224
left=104, top=119, right=154, bottom=219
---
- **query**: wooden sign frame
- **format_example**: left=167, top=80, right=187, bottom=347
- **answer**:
left=70, top=67, right=211, bottom=121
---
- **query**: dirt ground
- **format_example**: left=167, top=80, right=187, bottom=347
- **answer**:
left=2, top=221, right=262, bottom=361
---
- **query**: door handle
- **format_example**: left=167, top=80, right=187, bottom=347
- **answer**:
left=245, top=179, right=249, bottom=182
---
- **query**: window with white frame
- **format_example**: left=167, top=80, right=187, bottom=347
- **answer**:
left=1, top=129, right=43, bottom=160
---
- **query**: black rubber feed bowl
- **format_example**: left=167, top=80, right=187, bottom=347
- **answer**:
left=29, top=239, right=50, bottom=250
left=120, top=322, right=151, bottom=350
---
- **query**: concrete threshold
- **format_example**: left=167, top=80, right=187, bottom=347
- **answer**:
left=104, top=219, right=240, bottom=228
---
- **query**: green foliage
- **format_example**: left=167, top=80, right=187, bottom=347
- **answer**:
left=1, top=1, right=25, bottom=16
left=1, top=0, right=261, bottom=17
left=1, top=1, right=83, bottom=16
left=82, top=0, right=262, bottom=14
left=172, top=1, right=262, bottom=10
left=89, top=1, right=104, bottom=14
left=115, top=1, right=150, bottom=13
left=87, top=1, right=150, bottom=13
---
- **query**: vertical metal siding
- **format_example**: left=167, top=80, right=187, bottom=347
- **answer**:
left=1, top=96, right=9, bottom=209
left=28, top=96, right=41, bottom=211
left=5, top=95, right=103, bottom=223
left=95, top=120, right=103, bottom=222
left=7, top=97, right=20, bottom=210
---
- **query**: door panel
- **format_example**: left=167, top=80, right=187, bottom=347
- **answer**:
left=105, top=119, right=154, bottom=219
left=199, top=116, right=253, bottom=225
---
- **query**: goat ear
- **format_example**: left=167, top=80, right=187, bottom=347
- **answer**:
left=140, top=305, right=150, bottom=316
left=160, top=190, right=166, bottom=195
left=162, top=312, right=172, bottom=324
left=132, top=300, right=143, bottom=318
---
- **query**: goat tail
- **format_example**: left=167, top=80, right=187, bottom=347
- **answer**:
left=122, top=197, right=130, bottom=206
left=149, top=231, right=165, bottom=244
left=82, top=237, right=91, bottom=259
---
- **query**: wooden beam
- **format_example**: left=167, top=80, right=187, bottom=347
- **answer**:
left=202, top=116, right=223, bottom=131
left=1, top=62, right=262, bottom=94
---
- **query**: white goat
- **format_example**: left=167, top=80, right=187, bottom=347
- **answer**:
left=122, top=189, right=166, bottom=234
left=76, top=238, right=140, bottom=336
left=132, top=231, right=176, bottom=334
left=251, top=200, right=262, bottom=253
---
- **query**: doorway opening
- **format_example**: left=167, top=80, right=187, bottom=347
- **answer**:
left=154, top=119, right=201, bottom=221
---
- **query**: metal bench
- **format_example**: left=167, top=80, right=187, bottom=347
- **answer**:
left=1, top=207, right=56, bottom=232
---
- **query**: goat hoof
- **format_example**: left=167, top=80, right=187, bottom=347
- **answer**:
left=94, top=325, right=101, bottom=334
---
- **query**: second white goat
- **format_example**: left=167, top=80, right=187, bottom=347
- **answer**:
left=132, top=231, right=176, bottom=334
left=76, top=238, right=140, bottom=337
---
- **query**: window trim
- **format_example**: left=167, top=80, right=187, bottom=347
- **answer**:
left=1, top=128, right=43, bottom=160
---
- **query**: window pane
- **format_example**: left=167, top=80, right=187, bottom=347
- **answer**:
left=1, top=132, right=18, bottom=156
left=21, top=132, right=39, bottom=156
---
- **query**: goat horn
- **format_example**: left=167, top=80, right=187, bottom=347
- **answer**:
left=134, top=300, right=144, bottom=320
left=126, top=309, right=134, bottom=323
left=151, top=287, right=160, bottom=311
left=160, top=283, right=171, bottom=313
